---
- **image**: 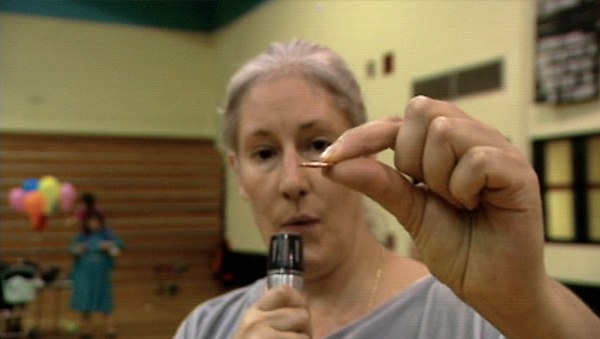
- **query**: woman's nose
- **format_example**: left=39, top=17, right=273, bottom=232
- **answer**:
left=279, top=151, right=309, bottom=200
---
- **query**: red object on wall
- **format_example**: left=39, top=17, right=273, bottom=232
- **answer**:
left=384, top=52, right=394, bottom=75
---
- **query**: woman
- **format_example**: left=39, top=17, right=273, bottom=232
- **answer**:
left=176, top=40, right=599, bottom=338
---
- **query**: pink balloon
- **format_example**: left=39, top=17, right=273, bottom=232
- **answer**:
left=60, top=182, right=77, bottom=211
left=9, top=188, right=26, bottom=211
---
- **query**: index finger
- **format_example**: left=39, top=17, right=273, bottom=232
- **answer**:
left=256, top=285, right=307, bottom=312
left=320, top=116, right=401, bottom=163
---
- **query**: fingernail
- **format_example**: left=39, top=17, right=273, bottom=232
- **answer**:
left=320, top=144, right=338, bottom=161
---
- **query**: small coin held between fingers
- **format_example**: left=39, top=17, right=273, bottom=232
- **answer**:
left=300, top=161, right=333, bottom=168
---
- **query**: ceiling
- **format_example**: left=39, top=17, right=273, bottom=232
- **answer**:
left=1, top=0, right=267, bottom=33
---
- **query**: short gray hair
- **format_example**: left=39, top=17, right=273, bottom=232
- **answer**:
left=220, top=39, right=367, bottom=151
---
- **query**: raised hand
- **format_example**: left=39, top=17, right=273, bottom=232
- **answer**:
left=320, top=96, right=600, bottom=337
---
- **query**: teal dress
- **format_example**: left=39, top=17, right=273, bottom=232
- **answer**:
left=70, top=228, right=124, bottom=313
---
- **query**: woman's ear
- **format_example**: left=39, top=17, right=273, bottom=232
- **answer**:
left=228, top=153, right=249, bottom=200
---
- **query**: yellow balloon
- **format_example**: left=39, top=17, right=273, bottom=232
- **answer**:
left=38, top=176, right=61, bottom=215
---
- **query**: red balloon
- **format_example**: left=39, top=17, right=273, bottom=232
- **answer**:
left=33, top=214, right=48, bottom=231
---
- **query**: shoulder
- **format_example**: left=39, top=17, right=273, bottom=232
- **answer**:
left=73, top=233, right=87, bottom=242
left=101, top=226, right=117, bottom=237
left=331, top=276, right=504, bottom=338
left=387, top=276, right=476, bottom=319
left=388, top=276, right=504, bottom=337
left=378, top=254, right=429, bottom=301
left=175, top=279, right=265, bottom=339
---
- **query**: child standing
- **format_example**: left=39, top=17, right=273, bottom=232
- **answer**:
left=70, top=211, right=123, bottom=339
left=65, top=192, right=102, bottom=228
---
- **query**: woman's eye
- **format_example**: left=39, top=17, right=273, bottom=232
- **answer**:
left=254, top=148, right=275, bottom=161
left=311, top=139, right=331, bottom=152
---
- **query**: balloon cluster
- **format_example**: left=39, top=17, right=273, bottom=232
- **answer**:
left=8, top=176, right=77, bottom=231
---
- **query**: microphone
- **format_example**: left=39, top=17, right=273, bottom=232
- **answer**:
left=267, top=233, right=304, bottom=291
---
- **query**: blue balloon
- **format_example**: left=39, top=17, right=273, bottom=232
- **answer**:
left=23, top=178, right=39, bottom=192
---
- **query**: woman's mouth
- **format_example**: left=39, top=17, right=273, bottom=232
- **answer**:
left=281, top=216, right=320, bottom=232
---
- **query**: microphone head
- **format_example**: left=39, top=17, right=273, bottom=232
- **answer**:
left=268, top=233, right=303, bottom=272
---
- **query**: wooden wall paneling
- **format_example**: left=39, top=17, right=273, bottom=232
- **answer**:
left=0, top=133, right=224, bottom=292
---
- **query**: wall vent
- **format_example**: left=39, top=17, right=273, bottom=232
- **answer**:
left=413, top=59, right=503, bottom=100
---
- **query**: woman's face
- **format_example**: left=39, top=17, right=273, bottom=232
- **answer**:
left=88, top=217, right=102, bottom=232
left=231, top=73, right=366, bottom=275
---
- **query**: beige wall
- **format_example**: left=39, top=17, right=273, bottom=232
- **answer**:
left=1, top=13, right=219, bottom=138
left=3, top=1, right=600, bottom=285
left=216, top=0, right=600, bottom=285
left=217, top=0, right=534, bottom=253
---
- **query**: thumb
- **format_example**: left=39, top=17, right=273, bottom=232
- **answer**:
left=323, top=157, right=425, bottom=234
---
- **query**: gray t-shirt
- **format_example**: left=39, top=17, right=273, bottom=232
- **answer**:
left=175, top=276, right=504, bottom=338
